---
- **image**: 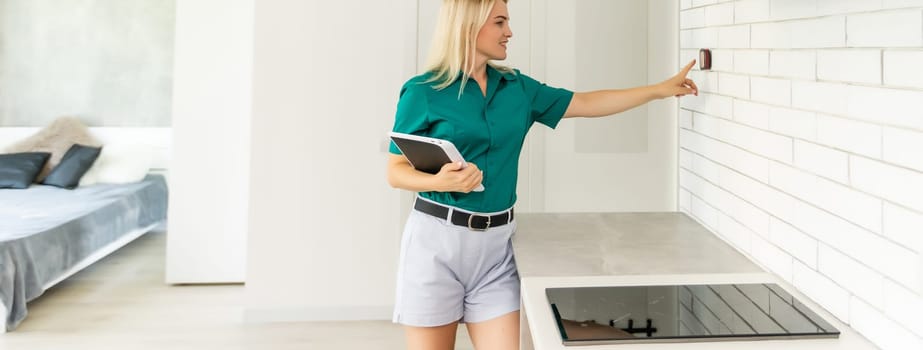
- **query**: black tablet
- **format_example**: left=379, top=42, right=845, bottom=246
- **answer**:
left=389, top=132, right=484, bottom=191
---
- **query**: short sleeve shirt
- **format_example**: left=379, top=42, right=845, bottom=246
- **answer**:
left=389, top=66, right=574, bottom=213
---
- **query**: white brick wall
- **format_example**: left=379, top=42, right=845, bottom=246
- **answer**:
left=816, top=114, right=882, bottom=158
left=791, top=81, right=848, bottom=116
left=711, top=49, right=734, bottom=71
left=850, top=297, right=923, bottom=349
left=679, top=109, right=694, bottom=129
left=717, top=212, right=755, bottom=252
left=733, top=99, right=769, bottom=128
left=818, top=244, right=886, bottom=309
left=816, top=49, right=881, bottom=84
left=770, top=0, right=815, bottom=21
left=751, top=21, right=791, bottom=48
left=884, top=127, right=923, bottom=172
left=735, top=0, right=769, bottom=23
left=792, top=260, right=850, bottom=321
left=705, top=2, right=735, bottom=26
left=852, top=156, right=923, bottom=212
left=680, top=129, right=770, bottom=182
left=818, top=0, right=881, bottom=15
left=691, top=150, right=722, bottom=182
left=751, top=234, right=794, bottom=281
left=769, top=106, right=816, bottom=140
left=768, top=217, right=817, bottom=267
left=718, top=73, right=749, bottom=99
left=883, top=50, right=923, bottom=88
left=790, top=16, right=845, bottom=48
left=882, top=203, right=923, bottom=252
left=720, top=120, right=792, bottom=162
left=680, top=7, right=706, bottom=29
left=884, top=279, right=923, bottom=337
left=733, top=50, right=769, bottom=75
left=678, top=2, right=923, bottom=348
left=847, top=10, right=923, bottom=47
left=749, top=76, right=790, bottom=105
left=792, top=140, right=848, bottom=183
left=845, top=85, right=923, bottom=130
left=718, top=24, right=750, bottom=48
left=769, top=162, right=882, bottom=232
left=769, top=50, right=815, bottom=80
left=885, top=0, right=923, bottom=9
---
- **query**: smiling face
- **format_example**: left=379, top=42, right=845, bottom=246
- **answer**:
left=475, top=0, right=513, bottom=62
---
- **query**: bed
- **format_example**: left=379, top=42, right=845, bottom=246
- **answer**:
left=0, top=174, right=168, bottom=332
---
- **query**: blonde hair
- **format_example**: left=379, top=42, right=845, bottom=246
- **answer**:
left=424, top=0, right=513, bottom=94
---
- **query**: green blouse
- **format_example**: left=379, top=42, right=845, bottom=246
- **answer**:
left=390, top=65, right=574, bottom=213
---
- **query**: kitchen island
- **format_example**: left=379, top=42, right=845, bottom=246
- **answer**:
left=511, top=212, right=877, bottom=350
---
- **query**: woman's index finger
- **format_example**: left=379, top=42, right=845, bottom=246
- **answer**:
left=681, top=59, right=696, bottom=75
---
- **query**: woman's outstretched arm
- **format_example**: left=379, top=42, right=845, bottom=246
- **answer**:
left=563, top=60, right=699, bottom=119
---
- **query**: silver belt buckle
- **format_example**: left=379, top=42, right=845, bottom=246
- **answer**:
left=468, top=214, right=491, bottom=231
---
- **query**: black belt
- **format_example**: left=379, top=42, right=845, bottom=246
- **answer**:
left=414, top=198, right=513, bottom=231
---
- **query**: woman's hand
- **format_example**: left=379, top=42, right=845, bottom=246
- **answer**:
left=657, top=59, right=698, bottom=99
left=434, top=161, right=483, bottom=193
left=387, top=154, right=483, bottom=193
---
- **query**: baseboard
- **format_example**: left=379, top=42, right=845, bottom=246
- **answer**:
left=243, top=305, right=393, bottom=324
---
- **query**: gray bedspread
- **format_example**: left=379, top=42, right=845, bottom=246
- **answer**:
left=0, top=174, right=168, bottom=331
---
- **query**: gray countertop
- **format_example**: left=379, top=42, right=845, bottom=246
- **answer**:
left=510, top=212, right=876, bottom=350
left=511, top=212, right=762, bottom=278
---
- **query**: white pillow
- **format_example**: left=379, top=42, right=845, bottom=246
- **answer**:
left=79, top=143, right=154, bottom=186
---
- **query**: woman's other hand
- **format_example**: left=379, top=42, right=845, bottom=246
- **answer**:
left=387, top=154, right=483, bottom=193
left=657, top=59, right=698, bottom=98
left=436, top=161, right=483, bottom=193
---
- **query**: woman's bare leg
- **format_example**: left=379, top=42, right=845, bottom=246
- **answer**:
left=405, top=321, right=459, bottom=350
left=466, top=311, right=519, bottom=350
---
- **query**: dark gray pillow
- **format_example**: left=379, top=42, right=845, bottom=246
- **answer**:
left=42, top=144, right=102, bottom=189
left=0, top=152, right=51, bottom=189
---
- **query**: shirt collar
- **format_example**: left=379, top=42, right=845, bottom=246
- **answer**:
left=488, top=65, right=518, bottom=81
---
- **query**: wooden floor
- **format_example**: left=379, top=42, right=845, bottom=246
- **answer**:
left=0, top=231, right=475, bottom=350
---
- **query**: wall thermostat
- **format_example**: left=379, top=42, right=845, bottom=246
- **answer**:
left=699, top=49, right=711, bottom=70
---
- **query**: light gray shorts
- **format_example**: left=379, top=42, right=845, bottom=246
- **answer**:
left=392, top=197, right=520, bottom=327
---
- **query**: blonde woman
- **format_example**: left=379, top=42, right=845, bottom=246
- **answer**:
left=387, top=0, right=697, bottom=349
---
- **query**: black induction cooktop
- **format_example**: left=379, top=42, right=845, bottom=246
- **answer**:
left=547, top=283, right=839, bottom=345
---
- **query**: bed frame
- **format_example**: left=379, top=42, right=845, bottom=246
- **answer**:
left=0, top=222, right=163, bottom=334
left=0, top=127, right=170, bottom=333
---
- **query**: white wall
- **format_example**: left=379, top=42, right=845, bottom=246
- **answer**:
left=165, top=0, right=252, bottom=284
left=243, top=0, right=415, bottom=322
left=539, top=0, right=679, bottom=212
left=0, top=0, right=175, bottom=127
left=677, top=1, right=923, bottom=349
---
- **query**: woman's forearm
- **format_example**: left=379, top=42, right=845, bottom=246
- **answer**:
left=387, top=155, right=484, bottom=193
left=387, top=161, right=443, bottom=192
left=564, top=60, right=698, bottom=119
left=566, top=85, right=662, bottom=118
